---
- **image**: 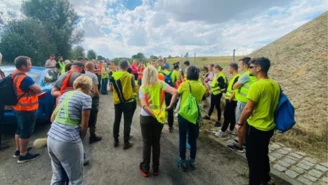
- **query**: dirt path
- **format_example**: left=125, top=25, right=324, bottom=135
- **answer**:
left=0, top=93, right=249, bottom=185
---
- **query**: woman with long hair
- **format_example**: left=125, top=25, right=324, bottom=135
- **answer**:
left=139, top=66, right=178, bottom=177
left=47, top=76, right=92, bottom=185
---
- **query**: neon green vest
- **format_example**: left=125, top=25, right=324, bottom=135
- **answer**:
left=54, top=91, right=80, bottom=126
left=58, top=62, right=65, bottom=75
left=237, top=71, right=257, bottom=103
left=141, top=82, right=166, bottom=124
left=225, top=74, right=241, bottom=100
left=211, top=72, right=226, bottom=95
left=101, top=67, right=109, bottom=78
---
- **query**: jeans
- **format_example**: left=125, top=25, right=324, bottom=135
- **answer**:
left=89, top=96, right=99, bottom=137
left=97, top=75, right=101, bottom=90
left=113, top=101, right=137, bottom=143
left=246, top=125, right=274, bottom=185
left=140, top=116, right=164, bottom=172
left=101, top=78, right=108, bottom=94
left=164, top=93, right=174, bottom=128
left=208, top=93, right=222, bottom=121
left=47, top=136, right=84, bottom=185
left=14, top=110, right=36, bottom=139
left=221, top=99, right=237, bottom=132
left=178, top=115, right=199, bottom=160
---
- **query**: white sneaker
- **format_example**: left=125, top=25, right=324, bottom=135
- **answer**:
left=214, top=130, right=226, bottom=138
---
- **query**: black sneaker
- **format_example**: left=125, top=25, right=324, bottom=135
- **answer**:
left=89, top=135, right=102, bottom=144
left=228, top=143, right=245, bottom=153
left=233, top=139, right=246, bottom=147
left=114, top=139, right=119, bottom=147
left=153, top=166, right=159, bottom=176
left=123, top=142, right=133, bottom=150
left=176, top=158, right=188, bottom=171
left=139, top=162, right=149, bottom=177
left=13, top=147, right=32, bottom=158
left=187, top=159, right=196, bottom=170
left=83, top=158, right=90, bottom=166
left=17, top=153, right=40, bottom=164
left=214, top=121, right=221, bottom=127
left=202, top=115, right=210, bottom=120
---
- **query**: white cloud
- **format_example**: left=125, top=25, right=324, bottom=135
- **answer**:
left=0, top=0, right=327, bottom=58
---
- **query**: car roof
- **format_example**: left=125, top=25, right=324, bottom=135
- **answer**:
left=0, top=66, right=46, bottom=73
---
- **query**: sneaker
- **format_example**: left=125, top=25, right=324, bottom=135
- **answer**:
left=89, top=135, right=102, bottom=144
left=202, top=115, right=210, bottom=120
left=176, top=158, right=188, bottom=171
left=123, top=142, right=133, bottom=150
left=153, top=167, right=159, bottom=176
left=17, top=153, right=40, bottom=164
left=114, top=139, right=119, bottom=147
left=13, top=147, right=32, bottom=158
left=139, top=162, right=149, bottom=177
left=233, top=139, right=246, bottom=147
left=186, top=142, right=191, bottom=150
left=214, top=130, right=226, bottom=138
left=83, top=154, right=90, bottom=166
left=226, top=130, right=233, bottom=135
left=169, top=127, right=173, bottom=133
left=227, top=143, right=245, bottom=153
left=187, top=159, right=196, bottom=170
left=214, top=121, right=221, bottom=127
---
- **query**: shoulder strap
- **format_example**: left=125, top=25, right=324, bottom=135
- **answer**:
left=188, top=82, right=192, bottom=93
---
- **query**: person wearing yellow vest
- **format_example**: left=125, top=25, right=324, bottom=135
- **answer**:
left=236, top=57, right=280, bottom=185
left=138, top=66, right=178, bottom=177
left=157, top=59, right=163, bottom=72
left=55, top=56, right=65, bottom=76
left=48, top=76, right=92, bottom=185
left=214, top=63, right=240, bottom=138
left=100, top=62, right=109, bottom=95
left=203, top=65, right=227, bottom=127
left=12, top=56, right=42, bottom=163
left=227, top=57, right=257, bottom=152
left=110, top=60, right=137, bottom=150
left=176, top=66, right=207, bottom=171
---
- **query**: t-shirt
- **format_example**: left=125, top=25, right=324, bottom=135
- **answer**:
left=55, top=72, right=82, bottom=89
left=48, top=91, right=92, bottom=143
left=164, top=62, right=170, bottom=69
left=84, top=71, right=98, bottom=86
left=139, top=82, right=169, bottom=116
left=19, top=76, right=35, bottom=93
left=247, top=79, right=280, bottom=131
left=238, top=73, right=250, bottom=84
left=178, top=80, right=206, bottom=108
left=45, top=59, right=56, bottom=68
left=172, top=70, right=180, bottom=83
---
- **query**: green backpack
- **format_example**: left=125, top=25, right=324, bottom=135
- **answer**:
left=178, top=82, right=201, bottom=124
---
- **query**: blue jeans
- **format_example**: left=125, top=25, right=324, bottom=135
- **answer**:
left=15, top=110, right=36, bottom=139
left=101, top=78, right=108, bottom=94
left=178, top=115, right=199, bottom=160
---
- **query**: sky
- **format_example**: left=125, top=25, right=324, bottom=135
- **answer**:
left=0, top=0, right=327, bottom=58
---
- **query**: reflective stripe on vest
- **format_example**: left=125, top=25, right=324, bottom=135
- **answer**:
left=237, top=71, right=257, bottom=103
left=111, top=71, right=135, bottom=104
left=12, top=73, right=38, bottom=111
left=225, top=74, right=241, bottom=100
left=142, top=82, right=166, bottom=124
left=54, top=91, right=80, bottom=126
left=211, top=72, right=226, bottom=95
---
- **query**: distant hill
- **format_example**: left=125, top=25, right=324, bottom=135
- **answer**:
left=167, top=56, right=242, bottom=68
left=249, top=12, right=327, bottom=156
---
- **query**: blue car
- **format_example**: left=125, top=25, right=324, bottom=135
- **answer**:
left=1, top=66, right=57, bottom=126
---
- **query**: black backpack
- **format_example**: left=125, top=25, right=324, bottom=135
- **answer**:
left=0, top=74, right=25, bottom=105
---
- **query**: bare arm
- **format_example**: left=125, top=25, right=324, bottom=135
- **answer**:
left=51, top=87, right=61, bottom=97
left=165, top=86, right=178, bottom=109
left=80, top=109, right=90, bottom=138
left=93, top=85, right=99, bottom=97
left=29, top=84, right=42, bottom=94
left=238, top=99, right=256, bottom=126
left=233, top=82, right=243, bottom=90
left=140, top=97, right=155, bottom=117
left=50, top=107, right=58, bottom=123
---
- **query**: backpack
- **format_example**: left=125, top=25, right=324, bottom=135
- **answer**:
left=0, top=73, right=26, bottom=105
left=275, top=88, right=296, bottom=133
left=178, top=82, right=201, bottom=124
left=161, top=71, right=174, bottom=87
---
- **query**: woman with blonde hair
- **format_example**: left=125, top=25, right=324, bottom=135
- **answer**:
left=139, top=66, right=178, bottom=177
left=47, top=76, right=92, bottom=185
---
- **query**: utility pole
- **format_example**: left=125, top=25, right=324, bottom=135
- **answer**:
left=232, top=49, right=235, bottom=63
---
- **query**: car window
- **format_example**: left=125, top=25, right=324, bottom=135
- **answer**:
left=3, top=70, right=40, bottom=82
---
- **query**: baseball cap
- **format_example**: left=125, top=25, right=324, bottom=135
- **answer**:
left=72, top=61, right=84, bottom=68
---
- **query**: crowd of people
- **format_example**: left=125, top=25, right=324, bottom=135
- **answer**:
left=0, top=53, right=280, bottom=185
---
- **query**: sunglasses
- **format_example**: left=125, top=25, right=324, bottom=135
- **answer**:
left=249, top=65, right=255, bottom=69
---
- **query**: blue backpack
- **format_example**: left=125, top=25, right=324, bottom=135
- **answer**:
left=161, top=71, right=174, bottom=87
left=275, top=88, right=296, bottom=133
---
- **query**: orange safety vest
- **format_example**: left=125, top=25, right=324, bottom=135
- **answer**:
left=12, top=72, right=38, bottom=111
left=158, top=73, right=164, bottom=81
left=97, top=64, right=102, bottom=76
left=56, top=71, right=79, bottom=105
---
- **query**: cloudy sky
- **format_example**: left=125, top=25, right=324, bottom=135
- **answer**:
left=0, top=0, right=327, bottom=58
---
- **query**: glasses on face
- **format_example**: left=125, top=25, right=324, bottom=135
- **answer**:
left=249, top=65, right=255, bottom=69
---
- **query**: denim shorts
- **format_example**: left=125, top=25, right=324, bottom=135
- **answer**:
left=15, top=110, right=36, bottom=139
left=235, top=102, right=246, bottom=123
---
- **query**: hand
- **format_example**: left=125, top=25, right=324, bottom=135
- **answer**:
left=166, top=106, right=173, bottom=110
left=235, top=124, right=242, bottom=132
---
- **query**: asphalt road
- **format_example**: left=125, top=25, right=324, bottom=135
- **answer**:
left=0, top=93, right=249, bottom=185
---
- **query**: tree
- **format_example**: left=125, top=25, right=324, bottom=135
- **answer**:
left=168, top=55, right=172, bottom=58
left=131, top=52, right=145, bottom=61
left=87, top=50, right=96, bottom=60
left=21, top=0, right=84, bottom=59
left=97, top=55, right=106, bottom=60
left=0, top=19, right=57, bottom=66
left=150, top=55, right=159, bottom=60
left=69, top=46, right=85, bottom=59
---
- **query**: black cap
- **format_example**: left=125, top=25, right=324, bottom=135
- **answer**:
left=72, top=61, right=84, bottom=68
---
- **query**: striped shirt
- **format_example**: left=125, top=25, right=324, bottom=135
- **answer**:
left=48, top=91, right=92, bottom=143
